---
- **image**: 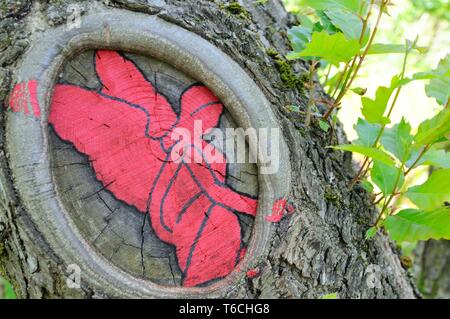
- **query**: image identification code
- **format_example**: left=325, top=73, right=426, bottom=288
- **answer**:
left=179, top=303, right=270, bottom=316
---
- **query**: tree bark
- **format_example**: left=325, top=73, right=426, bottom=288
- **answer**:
left=413, top=240, right=450, bottom=299
left=0, top=0, right=419, bottom=298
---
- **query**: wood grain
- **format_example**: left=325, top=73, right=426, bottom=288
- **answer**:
left=49, top=51, right=258, bottom=286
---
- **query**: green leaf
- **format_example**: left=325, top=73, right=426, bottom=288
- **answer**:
left=361, top=86, right=393, bottom=124
left=0, top=277, right=16, bottom=299
left=366, top=43, right=406, bottom=55
left=360, top=179, right=374, bottom=192
left=325, top=70, right=344, bottom=91
left=351, top=87, right=367, bottom=96
left=380, top=118, right=414, bottom=162
left=316, top=10, right=341, bottom=34
left=390, top=72, right=432, bottom=89
left=320, top=292, right=338, bottom=299
left=417, top=149, right=450, bottom=169
left=330, top=144, right=396, bottom=166
left=414, top=108, right=450, bottom=146
left=302, top=0, right=361, bottom=13
left=406, top=147, right=450, bottom=169
left=426, top=54, right=450, bottom=106
left=354, top=118, right=381, bottom=147
left=371, top=160, right=404, bottom=195
left=400, top=241, right=418, bottom=257
left=287, top=31, right=360, bottom=66
left=384, top=208, right=450, bottom=242
left=405, top=169, right=450, bottom=210
left=361, top=76, right=403, bottom=124
left=324, top=9, right=369, bottom=43
left=298, top=14, right=315, bottom=29
left=288, top=25, right=312, bottom=53
left=319, top=120, right=330, bottom=132
left=366, top=43, right=426, bottom=55
left=412, top=71, right=440, bottom=81
left=365, top=226, right=377, bottom=239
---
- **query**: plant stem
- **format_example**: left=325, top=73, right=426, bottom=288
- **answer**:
left=374, top=196, right=391, bottom=226
left=339, top=1, right=386, bottom=98
left=349, top=38, right=412, bottom=187
left=374, top=196, right=389, bottom=226
left=374, top=163, right=405, bottom=227
left=361, top=159, right=373, bottom=178
left=306, top=60, right=318, bottom=126
left=339, top=1, right=388, bottom=106
left=334, top=56, right=358, bottom=102
left=330, top=62, right=349, bottom=98
left=349, top=157, right=369, bottom=188
left=373, top=143, right=431, bottom=224
left=323, top=0, right=379, bottom=120
left=372, top=195, right=384, bottom=206
left=405, top=144, right=430, bottom=176
left=323, top=64, right=332, bottom=87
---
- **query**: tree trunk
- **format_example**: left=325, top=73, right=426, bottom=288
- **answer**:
left=413, top=240, right=450, bottom=299
left=0, top=0, right=419, bottom=299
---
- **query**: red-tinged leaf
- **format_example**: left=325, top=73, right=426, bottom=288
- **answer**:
left=49, top=50, right=258, bottom=287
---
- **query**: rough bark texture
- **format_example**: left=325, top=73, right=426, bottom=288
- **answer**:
left=0, top=0, right=419, bottom=298
left=413, top=240, right=450, bottom=299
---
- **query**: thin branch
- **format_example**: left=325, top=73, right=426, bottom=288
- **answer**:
left=306, top=60, right=319, bottom=126
left=323, top=0, right=380, bottom=120
left=405, top=144, right=430, bottom=176
left=335, top=0, right=387, bottom=104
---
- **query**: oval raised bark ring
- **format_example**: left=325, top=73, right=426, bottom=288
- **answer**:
left=5, top=9, right=291, bottom=297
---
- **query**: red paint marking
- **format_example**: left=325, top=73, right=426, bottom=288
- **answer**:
left=28, top=80, right=41, bottom=117
left=246, top=268, right=260, bottom=279
left=49, top=50, right=258, bottom=287
left=8, top=80, right=41, bottom=117
left=9, top=83, right=27, bottom=114
left=239, top=247, right=247, bottom=261
left=265, top=198, right=287, bottom=223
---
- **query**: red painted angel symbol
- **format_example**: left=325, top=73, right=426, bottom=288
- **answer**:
left=48, top=50, right=258, bottom=287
